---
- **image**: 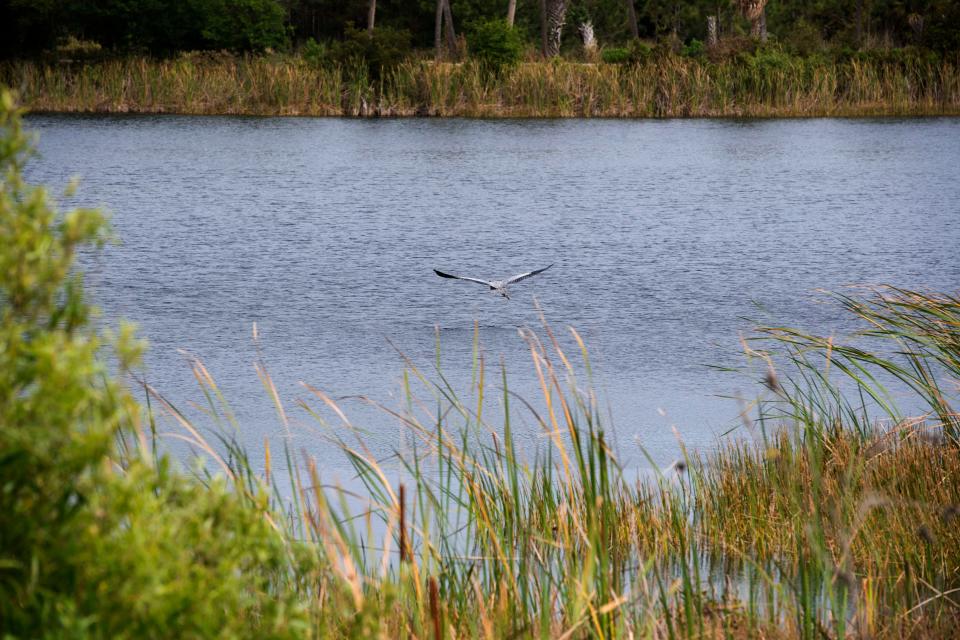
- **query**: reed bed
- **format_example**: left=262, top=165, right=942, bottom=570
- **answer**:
left=4, top=54, right=959, bottom=117
left=142, top=286, right=960, bottom=639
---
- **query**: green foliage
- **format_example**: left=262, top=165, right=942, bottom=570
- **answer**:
left=3, top=0, right=960, bottom=60
left=331, top=23, right=412, bottom=80
left=0, top=0, right=289, bottom=56
left=51, top=464, right=310, bottom=639
left=841, top=45, right=944, bottom=68
left=0, top=0, right=63, bottom=57
left=0, top=89, right=310, bottom=638
left=300, top=37, right=330, bottom=67
left=924, top=0, right=960, bottom=53
left=64, top=0, right=209, bottom=54
left=601, top=39, right=653, bottom=64
left=631, top=39, right=655, bottom=62
left=468, top=19, right=524, bottom=74
left=0, top=90, right=120, bottom=540
left=3, top=83, right=960, bottom=638
left=681, top=38, right=705, bottom=58
left=641, top=0, right=706, bottom=40
left=601, top=46, right=631, bottom=63
left=566, top=0, right=635, bottom=45
left=733, top=45, right=803, bottom=73
left=198, top=0, right=290, bottom=51
left=781, top=18, right=826, bottom=56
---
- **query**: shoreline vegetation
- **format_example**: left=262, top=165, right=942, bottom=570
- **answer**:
left=5, top=52, right=960, bottom=118
left=5, top=0, right=960, bottom=120
left=4, top=90, right=960, bottom=638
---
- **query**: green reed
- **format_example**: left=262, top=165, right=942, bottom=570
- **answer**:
left=12, top=83, right=957, bottom=636
left=132, top=286, right=959, bottom=639
left=4, top=54, right=959, bottom=117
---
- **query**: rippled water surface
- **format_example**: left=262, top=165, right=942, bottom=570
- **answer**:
left=25, top=115, right=960, bottom=470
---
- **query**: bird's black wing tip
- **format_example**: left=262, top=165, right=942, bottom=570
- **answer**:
left=433, top=269, right=456, bottom=279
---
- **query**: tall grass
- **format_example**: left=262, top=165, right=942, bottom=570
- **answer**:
left=4, top=53, right=959, bottom=117
left=8, top=86, right=958, bottom=636
left=147, top=287, right=960, bottom=639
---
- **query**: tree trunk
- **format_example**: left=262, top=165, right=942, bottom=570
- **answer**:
left=545, top=0, right=568, bottom=57
left=367, top=0, right=376, bottom=33
left=625, top=0, right=640, bottom=39
left=435, top=0, right=443, bottom=59
left=907, top=13, right=924, bottom=41
left=707, top=15, right=718, bottom=48
left=507, top=0, right=517, bottom=27
left=442, top=0, right=457, bottom=54
left=736, top=0, right=768, bottom=40
left=579, top=21, right=597, bottom=60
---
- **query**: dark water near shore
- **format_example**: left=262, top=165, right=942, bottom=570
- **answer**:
left=25, top=115, right=960, bottom=473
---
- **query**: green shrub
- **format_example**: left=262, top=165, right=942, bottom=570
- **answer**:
left=782, top=18, right=825, bottom=56
left=840, top=46, right=942, bottom=69
left=0, top=89, right=310, bottom=638
left=601, top=40, right=653, bottom=64
left=330, top=23, right=411, bottom=81
left=924, top=1, right=960, bottom=53
left=629, top=40, right=654, bottom=62
left=737, top=45, right=798, bottom=71
left=300, top=37, right=329, bottom=67
left=199, top=0, right=290, bottom=51
left=681, top=38, right=705, bottom=58
left=467, top=19, right=524, bottom=74
left=601, top=46, right=630, bottom=63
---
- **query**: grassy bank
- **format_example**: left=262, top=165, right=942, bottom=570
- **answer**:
left=4, top=91, right=960, bottom=638
left=4, top=52, right=960, bottom=117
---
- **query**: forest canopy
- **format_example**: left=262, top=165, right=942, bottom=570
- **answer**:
left=2, top=0, right=958, bottom=60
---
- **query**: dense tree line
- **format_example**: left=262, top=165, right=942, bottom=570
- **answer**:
left=2, top=0, right=958, bottom=59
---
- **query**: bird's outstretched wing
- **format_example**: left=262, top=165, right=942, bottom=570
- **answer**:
left=506, top=264, right=553, bottom=285
left=433, top=269, right=494, bottom=287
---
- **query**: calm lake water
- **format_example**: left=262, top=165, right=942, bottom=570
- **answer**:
left=25, top=115, right=960, bottom=472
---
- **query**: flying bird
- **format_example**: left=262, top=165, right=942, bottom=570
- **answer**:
left=433, top=264, right=553, bottom=300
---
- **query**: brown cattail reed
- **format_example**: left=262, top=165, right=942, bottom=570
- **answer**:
left=399, top=482, right=408, bottom=564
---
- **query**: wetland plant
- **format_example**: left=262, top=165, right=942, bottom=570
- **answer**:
left=3, top=51, right=957, bottom=117
left=2, top=90, right=959, bottom=638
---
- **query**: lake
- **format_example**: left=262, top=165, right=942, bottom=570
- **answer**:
left=24, top=115, right=960, bottom=473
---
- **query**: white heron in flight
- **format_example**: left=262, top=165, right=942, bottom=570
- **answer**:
left=433, top=264, right=553, bottom=300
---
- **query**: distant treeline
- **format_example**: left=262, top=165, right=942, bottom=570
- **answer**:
left=2, top=0, right=959, bottom=61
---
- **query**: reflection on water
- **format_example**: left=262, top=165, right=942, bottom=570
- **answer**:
left=25, top=115, right=960, bottom=470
